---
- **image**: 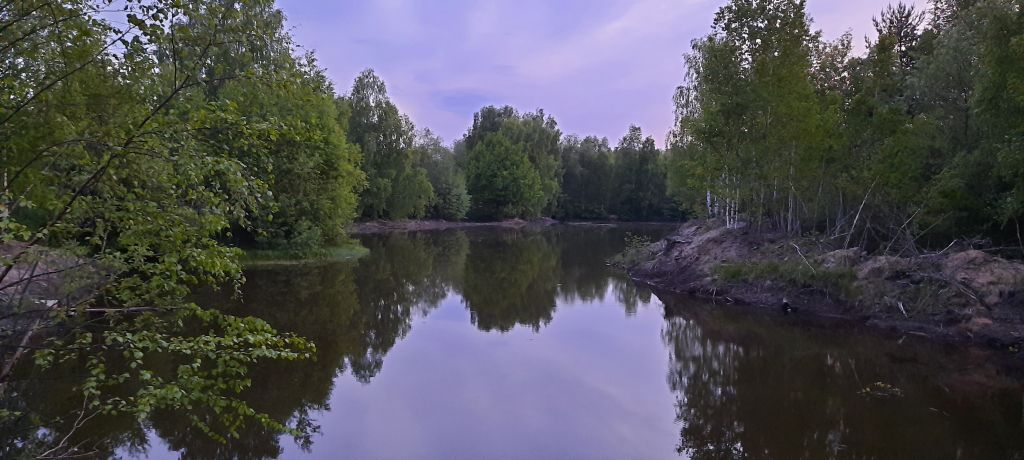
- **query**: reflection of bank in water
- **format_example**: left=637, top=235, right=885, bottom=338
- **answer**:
left=1, top=224, right=670, bottom=458
left=12, top=224, right=1015, bottom=459
left=660, top=294, right=1024, bottom=460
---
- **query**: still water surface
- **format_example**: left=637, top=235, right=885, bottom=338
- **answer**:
left=132, top=225, right=1021, bottom=459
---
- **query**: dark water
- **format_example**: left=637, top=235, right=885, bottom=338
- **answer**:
left=11, top=225, right=1024, bottom=459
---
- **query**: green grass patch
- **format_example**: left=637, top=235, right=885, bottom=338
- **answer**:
left=714, top=260, right=858, bottom=299
left=240, top=242, right=369, bottom=267
left=608, top=233, right=656, bottom=268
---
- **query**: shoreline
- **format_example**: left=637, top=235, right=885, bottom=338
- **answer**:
left=239, top=244, right=370, bottom=267
left=620, top=220, right=1024, bottom=353
left=349, top=218, right=681, bottom=235
left=348, top=218, right=559, bottom=235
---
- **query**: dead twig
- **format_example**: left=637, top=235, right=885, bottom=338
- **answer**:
left=936, top=240, right=957, bottom=255
left=35, top=396, right=101, bottom=459
left=845, top=179, right=877, bottom=249
left=791, top=242, right=816, bottom=274
left=884, top=208, right=921, bottom=255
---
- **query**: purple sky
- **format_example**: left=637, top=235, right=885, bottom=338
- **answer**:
left=278, top=0, right=923, bottom=146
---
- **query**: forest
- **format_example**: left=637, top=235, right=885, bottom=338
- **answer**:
left=345, top=74, right=679, bottom=224
left=668, top=0, right=1024, bottom=252
left=2, top=0, right=1024, bottom=456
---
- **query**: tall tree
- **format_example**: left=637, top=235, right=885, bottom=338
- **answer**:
left=873, top=3, right=927, bottom=77
left=973, top=0, right=1024, bottom=240
left=465, top=133, right=545, bottom=219
left=413, top=129, right=471, bottom=220
left=612, top=126, right=673, bottom=220
left=558, top=135, right=615, bottom=219
left=344, top=69, right=432, bottom=219
left=503, top=111, right=563, bottom=213
left=670, top=0, right=827, bottom=233
left=462, top=105, right=563, bottom=213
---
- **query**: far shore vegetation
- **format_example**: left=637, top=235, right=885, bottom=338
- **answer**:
left=239, top=243, right=370, bottom=266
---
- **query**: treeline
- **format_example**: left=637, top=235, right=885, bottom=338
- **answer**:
left=668, top=0, right=1024, bottom=252
left=465, top=109, right=679, bottom=221
left=342, top=75, right=679, bottom=223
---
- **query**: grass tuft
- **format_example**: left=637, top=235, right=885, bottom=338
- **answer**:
left=609, top=234, right=657, bottom=268
left=714, top=260, right=858, bottom=300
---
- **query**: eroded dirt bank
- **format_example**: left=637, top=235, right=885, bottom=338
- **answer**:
left=619, top=220, right=1024, bottom=351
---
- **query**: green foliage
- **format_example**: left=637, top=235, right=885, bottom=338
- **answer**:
left=389, top=167, right=434, bottom=219
left=414, top=129, right=471, bottom=220
left=609, top=232, right=657, bottom=267
left=212, top=75, right=365, bottom=251
left=611, top=126, right=678, bottom=221
left=668, top=0, right=1024, bottom=250
left=240, top=243, right=369, bottom=266
left=431, top=173, right=472, bottom=221
left=974, top=1, right=1024, bottom=227
left=343, top=69, right=433, bottom=219
left=558, top=135, right=615, bottom=219
left=0, top=0, right=365, bottom=453
left=500, top=111, right=563, bottom=213
left=466, top=133, right=545, bottom=219
left=624, top=233, right=654, bottom=251
left=459, top=105, right=678, bottom=222
left=462, top=106, right=562, bottom=218
left=36, top=305, right=314, bottom=443
left=670, top=0, right=828, bottom=233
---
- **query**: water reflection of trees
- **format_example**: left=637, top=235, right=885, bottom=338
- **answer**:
left=147, top=263, right=361, bottom=459
left=147, top=231, right=475, bottom=458
left=461, top=230, right=559, bottom=332
left=460, top=225, right=668, bottom=331
left=554, top=226, right=625, bottom=303
left=352, top=231, right=469, bottom=377
left=2, top=225, right=671, bottom=458
left=0, top=364, right=151, bottom=458
left=661, top=296, right=1024, bottom=460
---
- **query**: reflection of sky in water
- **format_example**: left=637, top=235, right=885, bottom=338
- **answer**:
left=302, top=293, right=676, bottom=459
left=113, top=226, right=1024, bottom=460
left=133, top=286, right=680, bottom=459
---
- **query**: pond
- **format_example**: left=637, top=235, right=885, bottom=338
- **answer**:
left=13, top=225, right=1024, bottom=459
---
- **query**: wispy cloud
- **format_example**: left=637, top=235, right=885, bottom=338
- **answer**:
left=280, top=0, right=923, bottom=145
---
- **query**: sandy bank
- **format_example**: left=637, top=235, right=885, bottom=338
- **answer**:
left=619, top=220, right=1024, bottom=351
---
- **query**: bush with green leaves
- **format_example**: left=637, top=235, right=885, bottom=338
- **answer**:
left=0, top=0, right=358, bottom=455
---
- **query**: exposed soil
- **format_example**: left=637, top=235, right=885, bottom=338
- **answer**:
left=0, top=243, right=102, bottom=305
left=348, top=218, right=559, bottom=235
left=620, top=220, right=1024, bottom=351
